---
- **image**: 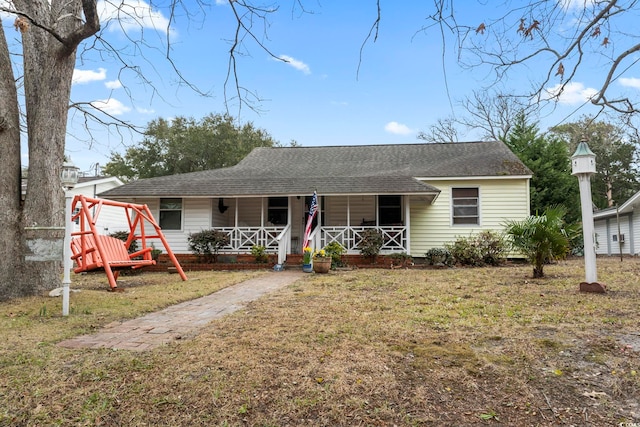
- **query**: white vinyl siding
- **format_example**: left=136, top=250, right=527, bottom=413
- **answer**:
left=594, top=213, right=634, bottom=255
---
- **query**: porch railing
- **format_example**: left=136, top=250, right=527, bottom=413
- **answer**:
left=217, top=226, right=285, bottom=253
left=275, top=224, right=291, bottom=265
left=321, top=226, right=408, bottom=254
left=213, top=225, right=407, bottom=256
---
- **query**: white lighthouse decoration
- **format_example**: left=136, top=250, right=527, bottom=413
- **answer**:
left=571, top=138, right=605, bottom=293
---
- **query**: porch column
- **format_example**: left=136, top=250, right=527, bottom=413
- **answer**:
left=261, top=197, right=265, bottom=227
left=234, top=198, right=239, bottom=227
left=405, top=196, right=411, bottom=255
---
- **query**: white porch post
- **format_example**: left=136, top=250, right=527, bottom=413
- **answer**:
left=234, top=198, right=238, bottom=226
left=405, top=196, right=411, bottom=255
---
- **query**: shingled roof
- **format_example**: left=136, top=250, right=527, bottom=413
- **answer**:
left=99, top=141, right=531, bottom=198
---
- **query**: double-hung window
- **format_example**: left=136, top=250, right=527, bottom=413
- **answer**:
left=452, top=188, right=479, bottom=225
left=159, top=198, right=182, bottom=230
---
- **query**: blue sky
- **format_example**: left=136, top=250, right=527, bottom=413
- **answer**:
left=10, top=1, right=637, bottom=174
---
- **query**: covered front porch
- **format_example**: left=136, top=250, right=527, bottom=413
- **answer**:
left=211, top=194, right=417, bottom=263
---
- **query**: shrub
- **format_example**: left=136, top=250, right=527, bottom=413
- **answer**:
left=445, top=231, right=507, bottom=267
left=358, top=229, right=384, bottom=260
left=251, top=245, right=269, bottom=263
left=424, top=247, right=453, bottom=267
left=323, top=242, right=346, bottom=268
left=388, top=252, right=413, bottom=268
left=187, top=229, right=230, bottom=263
left=475, top=230, right=508, bottom=266
left=445, top=236, right=483, bottom=266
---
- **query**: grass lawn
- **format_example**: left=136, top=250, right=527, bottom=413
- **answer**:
left=1, top=258, right=639, bottom=426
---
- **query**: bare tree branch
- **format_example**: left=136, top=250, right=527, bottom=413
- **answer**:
left=425, top=0, right=640, bottom=115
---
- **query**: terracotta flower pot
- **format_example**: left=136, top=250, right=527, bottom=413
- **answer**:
left=312, top=257, right=331, bottom=273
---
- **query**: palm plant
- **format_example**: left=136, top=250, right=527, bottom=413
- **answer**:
left=504, top=206, right=579, bottom=278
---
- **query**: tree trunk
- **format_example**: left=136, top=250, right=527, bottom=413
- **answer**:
left=605, top=179, right=614, bottom=208
left=0, top=22, right=27, bottom=300
left=0, top=1, right=98, bottom=300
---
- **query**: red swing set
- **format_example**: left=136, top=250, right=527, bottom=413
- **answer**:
left=69, top=195, right=187, bottom=290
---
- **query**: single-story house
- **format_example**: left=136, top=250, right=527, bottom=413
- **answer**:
left=99, top=142, right=532, bottom=263
left=593, top=190, right=640, bottom=256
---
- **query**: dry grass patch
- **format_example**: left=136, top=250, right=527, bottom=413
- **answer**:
left=1, top=259, right=639, bottom=426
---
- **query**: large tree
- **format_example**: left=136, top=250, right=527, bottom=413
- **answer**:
left=550, top=117, right=640, bottom=209
left=104, top=114, right=279, bottom=181
left=0, top=1, right=100, bottom=299
left=0, top=1, right=285, bottom=300
left=505, top=114, right=580, bottom=223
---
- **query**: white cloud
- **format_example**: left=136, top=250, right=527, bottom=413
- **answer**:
left=90, top=98, right=131, bottom=116
left=215, top=0, right=227, bottom=4
left=544, top=81, right=598, bottom=105
left=136, top=107, right=155, bottom=114
left=98, top=0, right=173, bottom=34
left=560, top=0, right=596, bottom=11
left=277, top=55, right=311, bottom=75
left=72, top=68, right=107, bottom=84
left=384, top=121, right=413, bottom=135
left=105, top=80, right=122, bottom=89
left=619, top=77, right=640, bottom=89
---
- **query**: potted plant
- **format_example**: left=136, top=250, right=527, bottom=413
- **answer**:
left=312, top=248, right=331, bottom=273
left=302, top=246, right=313, bottom=272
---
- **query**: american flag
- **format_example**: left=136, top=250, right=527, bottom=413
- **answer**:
left=302, top=191, right=318, bottom=250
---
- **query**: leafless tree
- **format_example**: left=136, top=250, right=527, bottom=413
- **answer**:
left=417, top=116, right=460, bottom=143
left=419, top=90, right=535, bottom=143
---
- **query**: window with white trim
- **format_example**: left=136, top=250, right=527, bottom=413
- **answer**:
left=159, top=198, right=182, bottom=230
left=452, top=188, right=479, bottom=225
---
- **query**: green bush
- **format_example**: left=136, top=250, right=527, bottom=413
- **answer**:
left=445, top=236, right=482, bottom=266
left=323, top=242, right=346, bottom=268
left=187, top=229, right=230, bottom=263
left=475, top=230, right=508, bottom=266
left=251, top=245, right=269, bottom=263
left=445, top=231, right=507, bottom=267
left=424, top=247, right=453, bottom=266
left=389, top=252, right=413, bottom=267
left=358, top=229, right=384, bottom=260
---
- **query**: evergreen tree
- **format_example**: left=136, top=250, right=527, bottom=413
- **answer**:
left=550, top=118, right=640, bottom=209
left=504, top=114, right=580, bottom=223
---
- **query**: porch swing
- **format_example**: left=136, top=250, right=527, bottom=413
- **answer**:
left=69, top=195, right=187, bottom=291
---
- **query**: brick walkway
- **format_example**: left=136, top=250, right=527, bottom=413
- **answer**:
left=57, top=271, right=304, bottom=352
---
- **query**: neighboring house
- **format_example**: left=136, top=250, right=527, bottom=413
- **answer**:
left=68, top=176, right=127, bottom=235
left=99, top=142, right=532, bottom=262
left=593, top=190, right=640, bottom=256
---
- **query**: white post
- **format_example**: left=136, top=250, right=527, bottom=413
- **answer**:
left=60, top=158, right=79, bottom=316
left=62, top=193, right=72, bottom=316
left=571, top=139, right=599, bottom=286
left=577, top=174, right=597, bottom=283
